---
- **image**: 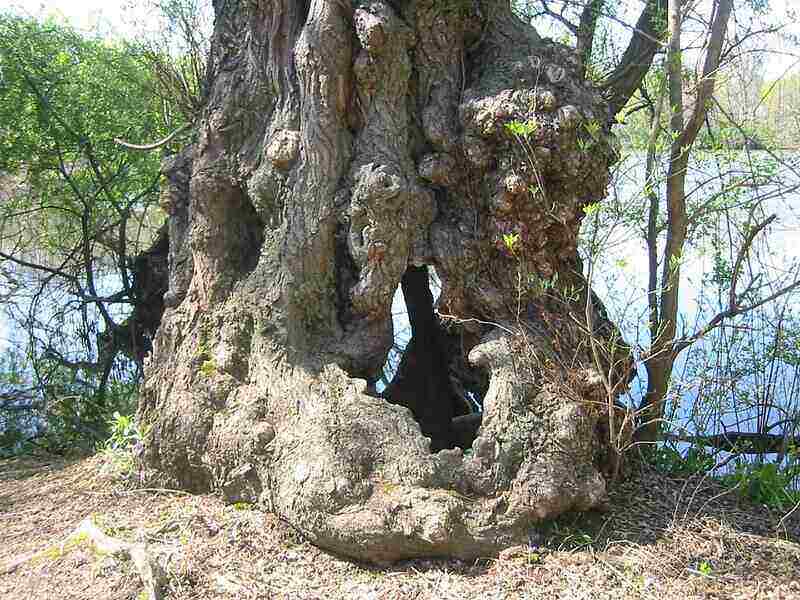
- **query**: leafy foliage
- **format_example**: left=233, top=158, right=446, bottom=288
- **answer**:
left=0, top=15, right=170, bottom=197
left=722, top=451, right=800, bottom=510
left=647, top=444, right=717, bottom=477
left=98, top=410, right=149, bottom=475
left=0, top=13, right=182, bottom=454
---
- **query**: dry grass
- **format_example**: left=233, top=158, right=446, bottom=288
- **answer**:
left=1, top=453, right=798, bottom=599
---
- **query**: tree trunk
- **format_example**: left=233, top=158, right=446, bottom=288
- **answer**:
left=638, top=0, right=733, bottom=442
left=137, top=0, right=629, bottom=564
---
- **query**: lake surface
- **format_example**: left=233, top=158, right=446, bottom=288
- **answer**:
left=2, top=152, right=799, bottom=461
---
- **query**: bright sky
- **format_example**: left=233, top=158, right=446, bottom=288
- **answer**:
left=7, top=0, right=800, bottom=78
left=9, top=0, right=144, bottom=36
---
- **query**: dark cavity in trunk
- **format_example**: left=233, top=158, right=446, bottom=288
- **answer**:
left=381, top=265, right=484, bottom=452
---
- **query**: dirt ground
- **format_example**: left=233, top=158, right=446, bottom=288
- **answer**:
left=1, top=453, right=799, bottom=599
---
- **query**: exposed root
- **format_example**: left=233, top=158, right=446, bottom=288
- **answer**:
left=1, top=516, right=168, bottom=600
left=0, top=552, right=38, bottom=577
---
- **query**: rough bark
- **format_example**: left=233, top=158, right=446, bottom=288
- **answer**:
left=138, top=0, right=630, bottom=564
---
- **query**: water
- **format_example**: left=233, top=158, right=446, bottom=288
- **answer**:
left=0, top=259, right=136, bottom=452
left=584, top=151, right=800, bottom=476
left=2, top=152, right=799, bottom=464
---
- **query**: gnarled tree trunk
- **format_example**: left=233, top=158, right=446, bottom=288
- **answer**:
left=138, top=0, right=629, bottom=564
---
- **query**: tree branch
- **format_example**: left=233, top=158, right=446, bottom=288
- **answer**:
left=576, top=0, right=604, bottom=74
left=678, top=0, right=733, bottom=149
left=662, top=431, right=798, bottom=454
left=602, top=0, right=667, bottom=118
left=114, top=123, right=193, bottom=151
left=673, top=214, right=800, bottom=355
left=645, top=77, right=668, bottom=340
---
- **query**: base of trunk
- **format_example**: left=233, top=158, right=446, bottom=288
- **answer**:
left=138, top=290, right=623, bottom=563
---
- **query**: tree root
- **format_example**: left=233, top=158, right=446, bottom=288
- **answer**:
left=1, top=516, right=167, bottom=600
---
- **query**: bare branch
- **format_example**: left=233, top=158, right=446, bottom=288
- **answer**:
left=0, top=250, right=80, bottom=284
left=728, top=214, right=775, bottom=311
left=672, top=214, right=800, bottom=355
left=662, top=430, right=798, bottom=454
left=114, top=123, right=193, bottom=151
left=535, top=0, right=579, bottom=34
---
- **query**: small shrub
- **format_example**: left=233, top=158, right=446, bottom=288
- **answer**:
left=697, top=560, right=713, bottom=576
left=99, top=412, right=149, bottom=475
left=721, top=454, right=800, bottom=510
left=647, top=444, right=716, bottom=476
